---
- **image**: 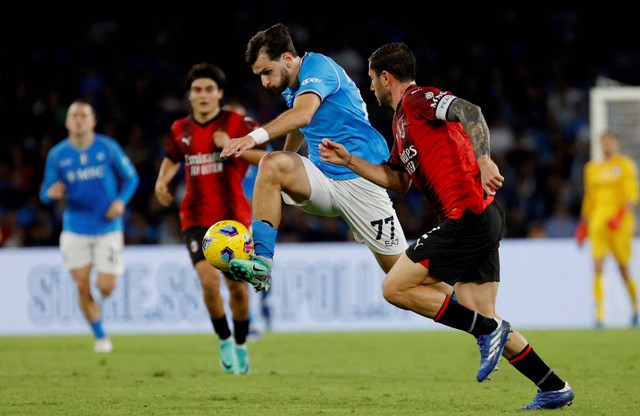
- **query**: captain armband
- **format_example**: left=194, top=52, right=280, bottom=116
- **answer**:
left=434, top=94, right=458, bottom=120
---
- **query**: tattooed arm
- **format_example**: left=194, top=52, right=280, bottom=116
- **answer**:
left=447, top=98, right=504, bottom=195
left=446, top=98, right=490, bottom=159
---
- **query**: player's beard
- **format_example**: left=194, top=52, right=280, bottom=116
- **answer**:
left=269, top=66, right=290, bottom=95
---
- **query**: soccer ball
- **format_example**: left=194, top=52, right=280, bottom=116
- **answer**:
left=202, top=220, right=254, bottom=272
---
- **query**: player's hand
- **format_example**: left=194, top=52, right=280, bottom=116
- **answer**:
left=607, top=207, right=626, bottom=231
left=47, top=181, right=66, bottom=200
left=213, top=129, right=230, bottom=149
left=477, top=155, right=504, bottom=196
left=607, top=217, right=621, bottom=231
left=221, top=135, right=257, bottom=158
left=319, top=138, right=350, bottom=166
left=105, top=199, right=125, bottom=219
left=154, top=183, right=173, bottom=207
left=575, top=220, right=587, bottom=247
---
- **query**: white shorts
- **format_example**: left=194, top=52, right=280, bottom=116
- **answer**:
left=60, top=231, right=125, bottom=276
left=282, top=156, right=407, bottom=255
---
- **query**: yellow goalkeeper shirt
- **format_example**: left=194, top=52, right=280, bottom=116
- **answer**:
left=582, top=154, right=638, bottom=226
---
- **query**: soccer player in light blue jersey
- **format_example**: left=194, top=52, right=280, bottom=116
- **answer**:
left=40, top=99, right=139, bottom=353
left=220, top=22, right=415, bottom=293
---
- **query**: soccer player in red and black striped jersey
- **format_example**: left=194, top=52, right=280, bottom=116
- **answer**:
left=320, top=43, right=573, bottom=410
left=155, top=63, right=267, bottom=375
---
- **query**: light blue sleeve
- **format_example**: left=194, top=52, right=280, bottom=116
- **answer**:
left=39, top=145, right=61, bottom=205
left=109, top=140, right=139, bottom=205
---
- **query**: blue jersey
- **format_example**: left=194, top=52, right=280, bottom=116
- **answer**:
left=282, top=52, right=390, bottom=179
left=40, top=133, right=139, bottom=235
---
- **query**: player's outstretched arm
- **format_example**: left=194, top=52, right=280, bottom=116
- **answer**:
left=319, top=138, right=410, bottom=194
left=222, top=93, right=321, bottom=158
left=215, top=130, right=266, bottom=166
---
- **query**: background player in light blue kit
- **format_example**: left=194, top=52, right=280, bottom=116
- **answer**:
left=222, top=23, right=421, bottom=293
left=40, top=99, right=139, bottom=353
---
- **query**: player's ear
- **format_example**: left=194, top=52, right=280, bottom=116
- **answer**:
left=282, top=52, right=294, bottom=68
left=382, top=71, right=391, bottom=85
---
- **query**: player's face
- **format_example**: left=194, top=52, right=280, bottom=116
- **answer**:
left=65, top=103, right=96, bottom=136
left=600, top=132, right=619, bottom=157
left=368, top=68, right=392, bottom=109
left=252, top=52, right=291, bottom=95
left=189, top=78, right=222, bottom=115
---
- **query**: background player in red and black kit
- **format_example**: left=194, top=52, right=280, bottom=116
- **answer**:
left=155, top=63, right=267, bottom=375
left=320, top=43, right=574, bottom=410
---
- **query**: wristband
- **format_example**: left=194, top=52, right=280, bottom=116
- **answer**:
left=346, top=154, right=353, bottom=166
left=249, top=127, right=269, bottom=145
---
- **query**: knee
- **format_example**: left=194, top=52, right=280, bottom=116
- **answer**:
left=257, top=151, right=294, bottom=179
left=98, top=286, right=114, bottom=298
left=97, top=277, right=116, bottom=298
left=258, top=152, right=279, bottom=173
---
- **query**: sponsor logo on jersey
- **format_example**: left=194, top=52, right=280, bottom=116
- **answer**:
left=66, top=165, right=106, bottom=183
left=185, top=152, right=224, bottom=176
left=400, top=145, right=418, bottom=175
left=301, top=77, right=322, bottom=86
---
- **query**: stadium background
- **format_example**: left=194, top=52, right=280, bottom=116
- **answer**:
left=1, top=8, right=639, bottom=247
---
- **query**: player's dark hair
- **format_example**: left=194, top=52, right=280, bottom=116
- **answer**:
left=185, top=62, right=226, bottom=90
left=68, top=98, right=96, bottom=116
left=246, top=23, right=298, bottom=66
left=368, top=42, right=416, bottom=82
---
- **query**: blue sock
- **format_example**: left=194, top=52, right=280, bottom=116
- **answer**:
left=90, top=320, right=106, bottom=339
left=252, top=220, right=277, bottom=260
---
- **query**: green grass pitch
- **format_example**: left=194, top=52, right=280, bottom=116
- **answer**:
left=1, top=329, right=638, bottom=415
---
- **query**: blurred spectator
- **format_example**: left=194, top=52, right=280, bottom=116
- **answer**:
left=527, top=222, right=548, bottom=239
left=543, top=200, right=579, bottom=238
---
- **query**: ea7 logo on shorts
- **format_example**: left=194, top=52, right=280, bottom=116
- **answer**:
left=301, top=77, right=322, bottom=86
left=384, top=238, right=400, bottom=248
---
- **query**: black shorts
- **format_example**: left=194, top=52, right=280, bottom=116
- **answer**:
left=183, top=226, right=207, bottom=265
left=184, top=226, right=232, bottom=278
left=406, top=201, right=505, bottom=285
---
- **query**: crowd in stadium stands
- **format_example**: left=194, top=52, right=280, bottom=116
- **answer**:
left=1, top=10, right=638, bottom=247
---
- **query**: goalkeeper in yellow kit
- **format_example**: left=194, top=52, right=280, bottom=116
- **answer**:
left=576, top=131, right=639, bottom=328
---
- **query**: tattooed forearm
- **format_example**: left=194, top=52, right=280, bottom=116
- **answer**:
left=449, top=98, right=491, bottom=159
